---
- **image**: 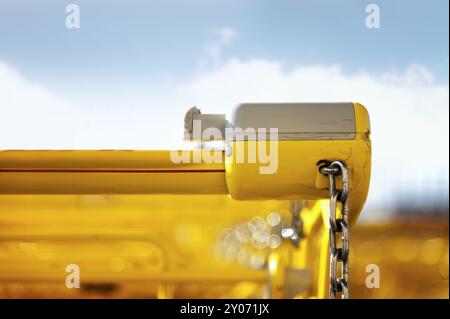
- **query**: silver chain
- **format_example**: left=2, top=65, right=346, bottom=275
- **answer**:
left=319, top=160, right=350, bottom=299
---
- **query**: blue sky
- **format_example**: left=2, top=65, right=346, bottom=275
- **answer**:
left=0, top=0, right=448, bottom=89
left=0, top=1, right=449, bottom=215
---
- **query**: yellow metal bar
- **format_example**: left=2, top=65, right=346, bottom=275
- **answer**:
left=0, top=150, right=227, bottom=194
left=288, top=200, right=331, bottom=299
left=0, top=270, right=266, bottom=284
left=0, top=229, right=172, bottom=242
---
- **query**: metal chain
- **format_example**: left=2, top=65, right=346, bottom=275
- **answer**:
left=319, top=160, right=350, bottom=299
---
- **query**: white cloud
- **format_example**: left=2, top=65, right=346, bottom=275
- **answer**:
left=0, top=58, right=448, bottom=217
left=0, top=62, right=187, bottom=149
left=0, top=62, right=81, bottom=147
left=203, top=27, right=237, bottom=66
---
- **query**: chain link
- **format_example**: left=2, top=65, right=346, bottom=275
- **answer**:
left=320, top=160, right=350, bottom=299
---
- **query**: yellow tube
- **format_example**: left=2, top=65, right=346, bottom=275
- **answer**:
left=0, top=150, right=227, bottom=194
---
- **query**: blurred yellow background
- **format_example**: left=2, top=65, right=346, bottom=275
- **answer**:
left=0, top=195, right=447, bottom=299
